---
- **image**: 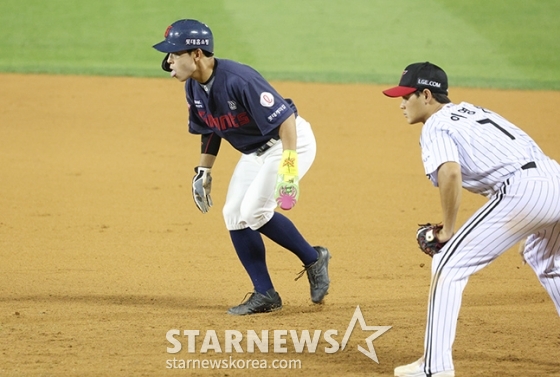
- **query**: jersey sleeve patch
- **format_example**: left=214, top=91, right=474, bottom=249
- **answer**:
left=259, top=92, right=275, bottom=107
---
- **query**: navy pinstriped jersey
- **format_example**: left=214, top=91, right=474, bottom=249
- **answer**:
left=185, top=58, right=298, bottom=154
left=421, top=102, right=549, bottom=197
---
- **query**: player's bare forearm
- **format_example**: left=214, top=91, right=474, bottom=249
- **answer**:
left=437, top=161, right=462, bottom=241
left=198, top=153, right=216, bottom=168
left=278, top=114, right=297, bottom=151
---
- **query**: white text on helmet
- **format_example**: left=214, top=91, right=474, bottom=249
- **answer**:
left=185, top=39, right=210, bottom=46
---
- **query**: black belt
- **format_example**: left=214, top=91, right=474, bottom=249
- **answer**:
left=255, top=137, right=280, bottom=156
left=521, top=161, right=536, bottom=170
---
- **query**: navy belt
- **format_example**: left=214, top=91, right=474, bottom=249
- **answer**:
left=256, top=137, right=280, bottom=156
left=521, top=161, right=536, bottom=170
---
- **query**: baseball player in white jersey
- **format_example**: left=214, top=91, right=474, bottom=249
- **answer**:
left=152, top=19, right=330, bottom=315
left=383, top=62, right=560, bottom=376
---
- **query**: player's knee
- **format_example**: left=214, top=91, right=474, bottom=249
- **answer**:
left=238, top=205, right=256, bottom=225
left=222, top=203, right=231, bottom=218
left=222, top=203, right=239, bottom=226
left=239, top=204, right=272, bottom=230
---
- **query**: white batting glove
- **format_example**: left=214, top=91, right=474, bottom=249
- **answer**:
left=192, top=167, right=213, bottom=213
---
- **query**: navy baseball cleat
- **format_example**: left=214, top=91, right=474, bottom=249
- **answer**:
left=227, top=289, right=282, bottom=315
left=297, top=246, right=331, bottom=303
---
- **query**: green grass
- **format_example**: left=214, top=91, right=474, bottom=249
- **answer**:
left=0, top=0, right=559, bottom=89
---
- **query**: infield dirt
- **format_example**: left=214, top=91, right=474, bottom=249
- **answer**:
left=1, top=74, right=559, bottom=376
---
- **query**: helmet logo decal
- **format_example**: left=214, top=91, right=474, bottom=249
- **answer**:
left=184, top=38, right=210, bottom=47
left=260, top=92, right=274, bottom=107
left=164, top=25, right=172, bottom=38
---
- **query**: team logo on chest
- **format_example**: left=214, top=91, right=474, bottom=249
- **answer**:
left=227, top=101, right=237, bottom=110
left=260, top=92, right=275, bottom=108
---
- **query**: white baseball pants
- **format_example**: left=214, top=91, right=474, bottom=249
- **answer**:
left=222, top=116, right=317, bottom=230
left=424, top=159, right=560, bottom=373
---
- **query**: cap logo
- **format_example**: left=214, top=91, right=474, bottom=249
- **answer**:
left=417, top=78, right=441, bottom=88
left=401, top=70, right=408, bottom=77
left=164, top=25, right=172, bottom=38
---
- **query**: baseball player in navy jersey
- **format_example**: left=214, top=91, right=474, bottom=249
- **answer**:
left=152, top=19, right=330, bottom=315
left=383, top=62, right=560, bottom=376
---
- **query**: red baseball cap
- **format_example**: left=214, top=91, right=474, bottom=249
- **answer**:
left=383, top=62, right=448, bottom=97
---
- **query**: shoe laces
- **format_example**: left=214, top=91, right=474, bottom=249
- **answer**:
left=294, top=261, right=316, bottom=281
left=237, top=291, right=255, bottom=305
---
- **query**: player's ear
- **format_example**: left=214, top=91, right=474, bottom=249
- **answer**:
left=421, top=89, right=431, bottom=103
left=194, top=48, right=205, bottom=59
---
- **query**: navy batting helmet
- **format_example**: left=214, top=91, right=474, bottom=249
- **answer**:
left=153, top=19, right=213, bottom=54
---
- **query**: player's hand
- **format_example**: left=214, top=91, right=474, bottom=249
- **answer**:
left=275, top=150, right=299, bottom=210
left=192, top=166, right=213, bottom=213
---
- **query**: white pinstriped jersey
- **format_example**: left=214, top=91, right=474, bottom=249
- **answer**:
left=421, top=102, right=549, bottom=197
left=418, top=101, right=560, bottom=374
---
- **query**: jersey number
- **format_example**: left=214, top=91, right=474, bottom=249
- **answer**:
left=476, top=118, right=515, bottom=140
